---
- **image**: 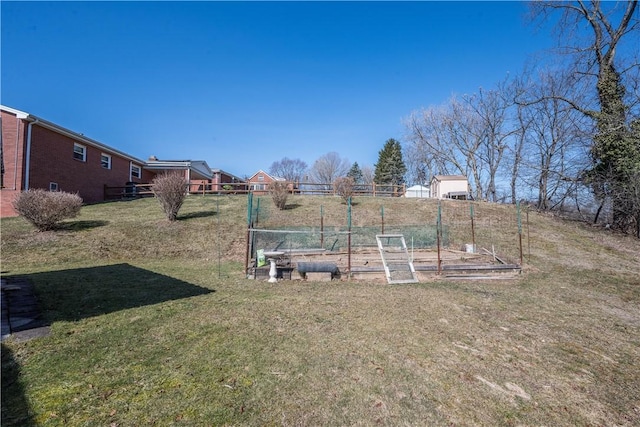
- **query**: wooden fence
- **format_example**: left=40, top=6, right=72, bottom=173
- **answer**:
left=104, top=182, right=407, bottom=200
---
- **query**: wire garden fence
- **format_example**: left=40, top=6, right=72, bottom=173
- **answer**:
left=244, top=193, right=527, bottom=277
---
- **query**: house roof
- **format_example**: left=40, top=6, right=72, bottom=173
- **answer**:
left=145, top=159, right=213, bottom=180
left=406, top=185, right=430, bottom=191
left=431, top=175, right=468, bottom=182
left=404, top=185, right=430, bottom=197
left=1, top=105, right=146, bottom=165
left=2, top=105, right=238, bottom=182
left=248, top=170, right=285, bottom=182
left=211, top=168, right=244, bottom=182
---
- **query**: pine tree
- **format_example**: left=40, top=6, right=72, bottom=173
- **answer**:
left=374, top=139, right=406, bottom=186
left=347, top=162, right=363, bottom=184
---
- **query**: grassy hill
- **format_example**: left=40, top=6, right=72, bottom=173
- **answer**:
left=1, top=195, right=639, bottom=426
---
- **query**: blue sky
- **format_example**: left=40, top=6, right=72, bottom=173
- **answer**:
left=1, top=1, right=554, bottom=179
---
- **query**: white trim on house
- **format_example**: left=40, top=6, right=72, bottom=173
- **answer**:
left=101, top=153, right=112, bottom=169
left=130, top=163, right=142, bottom=180
left=144, top=159, right=213, bottom=180
left=1, top=105, right=241, bottom=186
left=430, top=175, right=470, bottom=199
left=1, top=105, right=147, bottom=165
left=73, top=143, right=87, bottom=162
left=211, top=168, right=244, bottom=183
left=248, top=169, right=285, bottom=182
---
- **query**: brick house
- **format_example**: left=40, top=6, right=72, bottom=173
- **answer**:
left=211, top=168, right=246, bottom=193
left=0, top=105, right=229, bottom=217
left=1, top=105, right=153, bottom=217
left=430, top=175, right=470, bottom=200
left=247, top=170, right=285, bottom=195
left=145, top=157, right=213, bottom=193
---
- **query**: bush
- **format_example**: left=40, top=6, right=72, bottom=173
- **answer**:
left=269, top=181, right=289, bottom=210
left=13, top=189, right=83, bottom=231
left=334, top=177, right=355, bottom=203
left=152, top=172, right=187, bottom=221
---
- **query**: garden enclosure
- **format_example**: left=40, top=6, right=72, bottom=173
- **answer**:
left=244, top=195, right=525, bottom=281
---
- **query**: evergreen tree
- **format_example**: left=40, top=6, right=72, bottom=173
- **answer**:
left=347, top=162, right=363, bottom=184
left=374, top=139, right=406, bottom=186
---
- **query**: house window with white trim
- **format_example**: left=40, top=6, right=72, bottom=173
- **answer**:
left=101, top=153, right=112, bottom=169
left=49, top=182, right=59, bottom=191
left=73, top=143, right=86, bottom=161
left=130, top=164, right=141, bottom=179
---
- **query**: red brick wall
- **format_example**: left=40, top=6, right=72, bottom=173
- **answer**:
left=141, top=169, right=156, bottom=183
left=0, top=190, right=20, bottom=217
left=1, top=111, right=27, bottom=191
left=27, top=125, right=143, bottom=203
left=248, top=172, right=275, bottom=195
left=1, top=111, right=28, bottom=216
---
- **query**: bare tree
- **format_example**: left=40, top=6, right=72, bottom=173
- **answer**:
left=361, top=165, right=375, bottom=186
left=531, top=0, right=640, bottom=234
left=309, top=152, right=350, bottom=189
left=333, top=177, right=355, bottom=203
left=268, top=157, right=308, bottom=182
left=462, top=81, right=521, bottom=202
left=404, top=103, right=469, bottom=178
left=515, top=69, right=593, bottom=210
left=508, top=76, right=531, bottom=204
left=405, top=97, right=494, bottom=200
left=404, top=140, right=433, bottom=186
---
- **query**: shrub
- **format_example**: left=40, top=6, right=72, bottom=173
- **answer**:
left=13, top=189, right=83, bottom=231
left=269, top=181, right=289, bottom=210
left=152, top=172, right=187, bottom=221
left=334, top=177, right=355, bottom=203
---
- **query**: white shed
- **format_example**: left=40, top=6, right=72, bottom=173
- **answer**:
left=430, top=175, right=470, bottom=199
left=404, top=185, right=430, bottom=198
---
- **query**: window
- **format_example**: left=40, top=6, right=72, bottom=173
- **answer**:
left=49, top=182, right=59, bottom=191
left=73, top=143, right=86, bottom=161
left=258, top=175, right=265, bottom=182
left=101, top=153, right=112, bottom=169
left=130, top=164, right=141, bottom=179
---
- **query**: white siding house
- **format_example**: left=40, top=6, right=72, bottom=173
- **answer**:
left=430, top=175, right=470, bottom=200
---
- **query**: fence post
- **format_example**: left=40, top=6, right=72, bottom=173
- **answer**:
left=517, top=200, right=523, bottom=266
left=245, top=192, right=253, bottom=277
left=470, top=203, right=476, bottom=251
left=527, top=208, right=531, bottom=260
left=320, top=205, right=324, bottom=248
left=437, top=201, right=442, bottom=275
left=217, top=195, right=221, bottom=278
left=347, top=197, right=352, bottom=278
left=381, top=205, right=385, bottom=234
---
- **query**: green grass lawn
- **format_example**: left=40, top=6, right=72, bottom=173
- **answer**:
left=2, top=195, right=639, bottom=426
